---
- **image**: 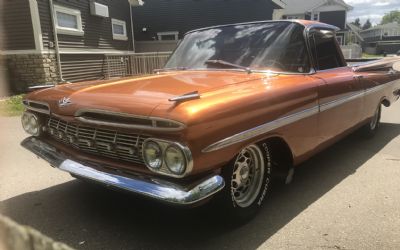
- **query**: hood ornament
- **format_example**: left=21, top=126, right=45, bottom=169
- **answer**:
left=169, top=91, right=200, bottom=103
left=58, top=97, right=72, bottom=107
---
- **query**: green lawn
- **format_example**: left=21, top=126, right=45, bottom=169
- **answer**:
left=362, top=53, right=383, bottom=59
left=0, top=95, right=25, bottom=117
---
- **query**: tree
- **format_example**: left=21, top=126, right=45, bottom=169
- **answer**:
left=352, top=18, right=361, bottom=28
left=381, top=10, right=400, bottom=24
left=363, top=19, right=372, bottom=30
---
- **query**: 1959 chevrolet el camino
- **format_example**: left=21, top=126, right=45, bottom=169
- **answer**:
left=21, top=20, right=400, bottom=219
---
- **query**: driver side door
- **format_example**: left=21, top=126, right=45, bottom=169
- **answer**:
left=309, top=29, right=364, bottom=144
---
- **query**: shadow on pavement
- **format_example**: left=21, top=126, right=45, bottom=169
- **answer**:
left=1, top=123, right=400, bottom=250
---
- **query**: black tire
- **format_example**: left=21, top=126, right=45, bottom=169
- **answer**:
left=215, top=143, right=273, bottom=222
left=361, top=104, right=381, bottom=138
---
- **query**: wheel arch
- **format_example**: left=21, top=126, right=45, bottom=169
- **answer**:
left=256, top=135, right=294, bottom=182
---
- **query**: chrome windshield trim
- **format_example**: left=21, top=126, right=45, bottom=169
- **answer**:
left=75, top=109, right=186, bottom=131
left=21, top=137, right=225, bottom=205
left=202, top=106, right=319, bottom=153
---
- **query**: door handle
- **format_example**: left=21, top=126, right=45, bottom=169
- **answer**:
left=353, top=75, right=363, bottom=79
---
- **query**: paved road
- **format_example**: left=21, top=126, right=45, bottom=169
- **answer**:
left=1, top=101, right=400, bottom=250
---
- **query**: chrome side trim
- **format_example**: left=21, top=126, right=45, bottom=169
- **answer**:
left=75, top=108, right=186, bottom=132
left=203, top=82, right=395, bottom=153
left=202, top=106, right=319, bottom=153
left=21, top=137, right=225, bottom=205
left=364, top=84, right=387, bottom=95
left=320, top=90, right=364, bottom=112
left=23, top=100, right=50, bottom=114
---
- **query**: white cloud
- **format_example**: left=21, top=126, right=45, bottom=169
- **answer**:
left=345, top=0, right=400, bottom=25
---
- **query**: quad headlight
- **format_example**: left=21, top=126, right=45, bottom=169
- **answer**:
left=21, top=112, right=42, bottom=136
left=142, top=139, right=192, bottom=178
left=143, top=140, right=163, bottom=169
left=165, top=145, right=186, bottom=175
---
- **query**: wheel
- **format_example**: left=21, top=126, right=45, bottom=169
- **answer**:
left=216, top=143, right=273, bottom=221
left=361, top=104, right=381, bottom=138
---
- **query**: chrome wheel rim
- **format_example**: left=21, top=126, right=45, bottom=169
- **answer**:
left=370, top=106, right=380, bottom=130
left=231, top=145, right=265, bottom=208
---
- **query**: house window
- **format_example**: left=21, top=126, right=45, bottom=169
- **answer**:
left=336, top=36, right=343, bottom=45
left=111, top=19, right=128, bottom=40
left=54, top=5, right=84, bottom=36
left=157, top=31, right=179, bottom=41
left=312, top=13, right=320, bottom=21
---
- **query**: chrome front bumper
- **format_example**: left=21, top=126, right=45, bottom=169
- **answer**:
left=21, top=137, right=225, bottom=205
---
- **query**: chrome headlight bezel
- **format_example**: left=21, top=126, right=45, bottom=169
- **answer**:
left=142, top=140, right=163, bottom=170
left=142, top=138, right=193, bottom=178
left=164, top=144, right=187, bottom=175
left=21, top=111, right=42, bottom=136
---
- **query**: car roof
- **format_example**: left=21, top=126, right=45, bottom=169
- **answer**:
left=185, top=20, right=339, bottom=36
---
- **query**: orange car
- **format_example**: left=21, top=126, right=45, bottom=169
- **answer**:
left=21, top=20, right=400, bottom=218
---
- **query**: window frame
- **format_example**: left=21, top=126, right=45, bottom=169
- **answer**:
left=308, top=29, right=347, bottom=71
left=312, top=12, right=320, bottom=21
left=111, top=18, right=128, bottom=41
left=157, top=31, right=179, bottom=41
left=336, top=35, right=343, bottom=45
left=54, top=5, right=84, bottom=36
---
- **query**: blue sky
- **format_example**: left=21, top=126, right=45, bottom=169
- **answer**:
left=346, top=0, right=400, bottom=25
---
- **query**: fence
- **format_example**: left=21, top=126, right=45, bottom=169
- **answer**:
left=341, top=44, right=363, bottom=59
left=105, top=52, right=172, bottom=79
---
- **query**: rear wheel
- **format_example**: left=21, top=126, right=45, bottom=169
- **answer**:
left=216, top=143, right=272, bottom=221
left=362, top=104, right=381, bottom=138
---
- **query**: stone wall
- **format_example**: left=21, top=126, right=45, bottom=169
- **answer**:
left=5, top=53, right=59, bottom=92
left=0, top=214, right=74, bottom=250
left=0, top=55, right=10, bottom=97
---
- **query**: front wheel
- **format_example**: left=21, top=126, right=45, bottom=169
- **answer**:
left=216, top=143, right=272, bottom=221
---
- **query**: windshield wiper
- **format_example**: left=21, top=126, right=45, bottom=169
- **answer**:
left=205, top=60, right=252, bottom=74
left=154, top=67, right=188, bottom=73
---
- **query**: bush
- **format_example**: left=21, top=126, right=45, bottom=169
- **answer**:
left=0, top=95, right=25, bottom=117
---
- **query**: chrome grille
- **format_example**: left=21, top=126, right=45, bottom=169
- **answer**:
left=46, top=117, right=148, bottom=164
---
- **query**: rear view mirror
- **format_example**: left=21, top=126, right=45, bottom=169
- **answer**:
left=392, top=61, right=400, bottom=72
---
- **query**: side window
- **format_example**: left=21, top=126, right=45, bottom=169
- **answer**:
left=310, top=29, right=345, bottom=70
left=54, top=5, right=84, bottom=36
left=112, top=19, right=128, bottom=41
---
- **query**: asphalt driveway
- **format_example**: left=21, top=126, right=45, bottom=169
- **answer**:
left=1, top=101, right=399, bottom=250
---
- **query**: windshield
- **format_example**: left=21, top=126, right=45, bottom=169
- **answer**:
left=164, top=22, right=310, bottom=73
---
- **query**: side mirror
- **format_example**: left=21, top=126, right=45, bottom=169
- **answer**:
left=392, top=61, right=400, bottom=72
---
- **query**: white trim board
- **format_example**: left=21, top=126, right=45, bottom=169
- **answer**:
left=28, top=0, right=43, bottom=51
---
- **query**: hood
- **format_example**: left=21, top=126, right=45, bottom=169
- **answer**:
left=27, top=71, right=264, bottom=117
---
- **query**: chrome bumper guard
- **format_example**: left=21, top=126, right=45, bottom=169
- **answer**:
left=21, top=137, right=225, bottom=205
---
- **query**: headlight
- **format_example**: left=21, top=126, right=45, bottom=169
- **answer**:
left=165, top=145, right=186, bottom=175
left=21, top=112, right=41, bottom=136
left=143, top=140, right=163, bottom=169
left=142, top=138, right=193, bottom=178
